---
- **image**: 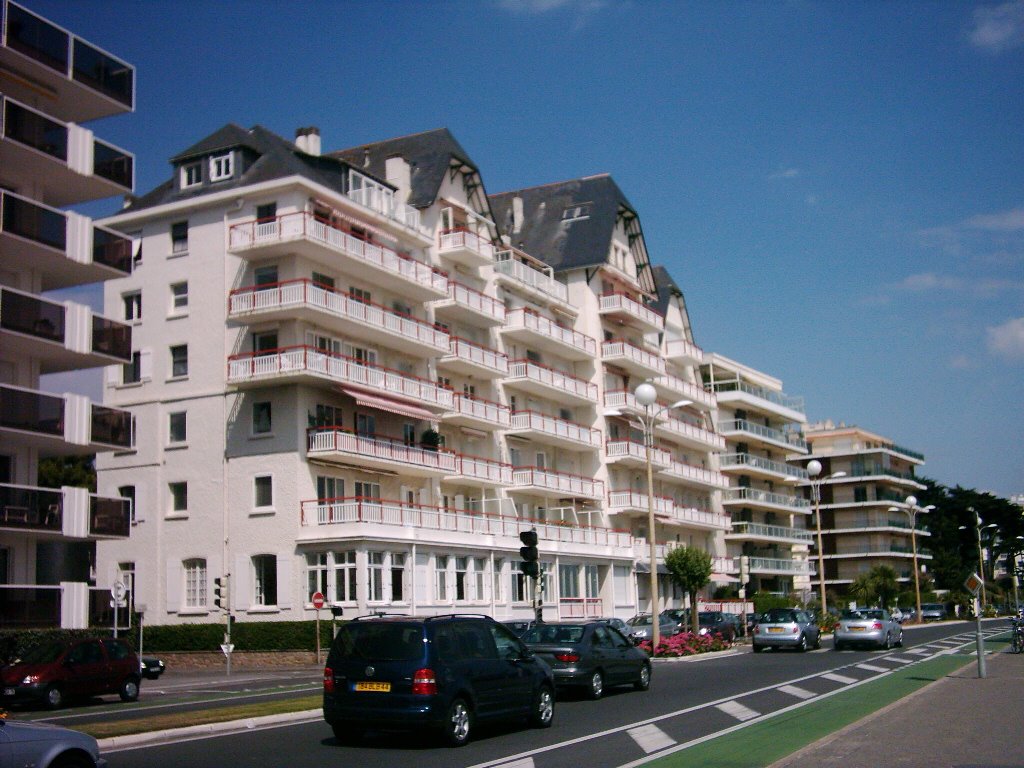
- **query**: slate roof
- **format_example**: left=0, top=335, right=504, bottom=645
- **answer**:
left=330, top=128, right=482, bottom=211
left=489, top=175, right=651, bottom=287
left=122, top=124, right=393, bottom=214
left=652, top=264, right=699, bottom=346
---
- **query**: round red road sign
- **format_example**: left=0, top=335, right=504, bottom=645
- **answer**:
left=311, top=591, right=325, bottom=609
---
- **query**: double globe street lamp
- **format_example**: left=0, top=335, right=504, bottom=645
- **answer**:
left=805, top=460, right=846, bottom=618
left=889, top=495, right=932, bottom=624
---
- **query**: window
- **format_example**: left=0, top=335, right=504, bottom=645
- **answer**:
left=253, top=554, right=277, bottom=606
left=306, top=553, right=328, bottom=601
left=122, top=291, right=141, bottom=322
left=168, top=411, right=186, bottom=444
left=254, top=475, right=273, bottom=509
left=256, top=202, right=277, bottom=222
left=252, top=401, right=272, bottom=434
left=253, top=331, right=277, bottom=355
left=472, top=557, right=486, bottom=602
left=585, top=565, right=600, bottom=598
left=254, top=265, right=278, bottom=286
left=333, top=551, right=356, bottom=602
left=170, top=221, right=188, bottom=254
left=123, top=351, right=141, bottom=384
left=559, top=564, right=580, bottom=599
left=512, top=570, right=528, bottom=602
left=168, top=481, right=187, bottom=514
left=402, top=424, right=416, bottom=446
left=170, top=344, right=188, bottom=378
left=209, top=153, right=233, bottom=182
left=368, top=552, right=384, bottom=602
left=181, top=162, right=202, bottom=188
left=170, top=282, right=188, bottom=312
left=435, top=555, right=449, bottom=601
left=118, top=485, right=136, bottom=524
left=492, top=558, right=504, bottom=602
left=312, top=271, right=334, bottom=290
left=561, top=203, right=591, bottom=221
left=455, top=557, right=468, bottom=601
left=350, top=286, right=371, bottom=304
left=313, top=403, right=342, bottom=428
left=854, top=486, right=868, bottom=503
left=355, top=413, right=375, bottom=437
left=391, top=553, right=406, bottom=602
left=354, top=481, right=380, bottom=500
left=184, top=558, right=207, bottom=608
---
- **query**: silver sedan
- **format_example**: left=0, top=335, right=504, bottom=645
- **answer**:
left=833, top=608, right=904, bottom=651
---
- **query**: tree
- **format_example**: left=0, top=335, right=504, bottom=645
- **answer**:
left=38, top=455, right=96, bottom=491
left=664, top=546, right=712, bottom=634
left=869, top=566, right=899, bottom=608
left=849, top=574, right=875, bottom=607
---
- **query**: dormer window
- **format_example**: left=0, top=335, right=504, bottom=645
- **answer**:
left=209, top=153, right=233, bottom=182
left=562, top=204, right=591, bottom=222
left=181, top=162, right=202, bottom=188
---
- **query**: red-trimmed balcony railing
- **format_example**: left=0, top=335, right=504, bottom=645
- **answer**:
left=307, top=428, right=458, bottom=473
left=448, top=393, right=511, bottom=427
left=438, top=227, right=495, bottom=261
left=510, top=467, right=604, bottom=499
left=605, top=440, right=671, bottom=466
left=443, top=281, right=506, bottom=322
left=507, top=359, right=598, bottom=401
left=443, top=337, right=509, bottom=374
left=598, top=292, right=664, bottom=329
left=509, top=410, right=602, bottom=448
left=503, top=307, right=596, bottom=357
left=449, top=454, right=513, bottom=485
left=600, top=338, right=665, bottom=375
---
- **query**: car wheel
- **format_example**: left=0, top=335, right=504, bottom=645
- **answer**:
left=634, top=663, right=651, bottom=691
left=896, top=630, right=904, bottom=648
left=529, top=685, right=554, bottom=728
left=588, top=670, right=604, bottom=700
left=882, top=633, right=892, bottom=651
left=119, top=676, right=141, bottom=702
left=44, top=684, right=64, bottom=709
left=833, top=640, right=844, bottom=651
left=752, top=643, right=763, bottom=653
left=797, top=634, right=808, bottom=652
left=443, top=697, right=472, bottom=747
left=50, top=754, right=94, bottom=768
left=813, top=633, right=822, bottom=650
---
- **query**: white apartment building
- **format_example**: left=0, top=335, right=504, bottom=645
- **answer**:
left=792, top=422, right=929, bottom=595
left=0, top=0, right=135, bottom=628
left=702, top=354, right=814, bottom=597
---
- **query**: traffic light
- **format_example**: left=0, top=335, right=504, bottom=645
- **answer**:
left=213, top=575, right=229, bottom=611
left=519, top=529, right=539, bottom=579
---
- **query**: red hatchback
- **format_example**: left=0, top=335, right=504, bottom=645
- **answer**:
left=1, top=637, right=141, bottom=709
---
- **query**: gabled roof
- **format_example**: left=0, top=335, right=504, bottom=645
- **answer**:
left=331, top=128, right=482, bottom=211
left=651, top=265, right=679, bottom=317
left=170, top=123, right=262, bottom=163
left=489, top=175, right=650, bottom=286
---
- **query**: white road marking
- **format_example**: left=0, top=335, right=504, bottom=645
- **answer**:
left=496, top=759, right=535, bottom=768
left=821, top=672, right=857, bottom=684
left=777, top=684, right=815, bottom=700
left=878, top=656, right=914, bottom=664
left=855, top=663, right=889, bottom=672
left=906, top=648, right=933, bottom=655
left=628, top=724, right=676, bottom=754
left=716, top=700, right=761, bottom=721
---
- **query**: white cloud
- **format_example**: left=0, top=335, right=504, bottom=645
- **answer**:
left=888, top=272, right=1024, bottom=297
left=497, top=0, right=609, bottom=14
left=769, top=167, right=800, bottom=180
left=970, top=1, right=1024, bottom=53
left=965, top=207, right=1024, bottom=231
left=986, top=317, right=1024, bottom=360
left=949, top=354, right=974, bottom=370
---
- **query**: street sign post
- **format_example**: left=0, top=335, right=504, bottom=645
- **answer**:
left=312, top=592, right=325, bottom=664
left=111, top=581, right=126, bottom=638
left=965, top=572, right=987, bottom=679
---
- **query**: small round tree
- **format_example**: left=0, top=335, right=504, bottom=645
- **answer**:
left=665, top=545, right=712, bottom=634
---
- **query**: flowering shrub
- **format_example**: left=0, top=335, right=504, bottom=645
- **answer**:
left=637, top=631, right=733, bottom=658
left=819, top=614, right=839, bottom=634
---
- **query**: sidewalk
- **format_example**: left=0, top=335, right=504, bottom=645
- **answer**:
left=769, top=648, right=1024, bottom=768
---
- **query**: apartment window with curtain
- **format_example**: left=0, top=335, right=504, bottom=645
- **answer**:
left=435, top=555, right=449, bottom=601
left=170, top=221, right=188, bottom=254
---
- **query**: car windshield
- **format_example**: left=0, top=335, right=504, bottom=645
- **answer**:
left=629, top=615, right=653, bottom=626
left=522, top=625, right=585, bottom=644
left=13, top=642, right=65, bottom=664
left=698, top=612, right=721, bottom=622
left=762, top=609, right=797, bottom=623
left=334, top=622, right=424, bottom=661
left=922, top=604, right=943, bottom=610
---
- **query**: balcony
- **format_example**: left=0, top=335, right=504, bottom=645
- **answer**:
left=725, top=521, right=813, bottom=545
left=1, top=95, right=133, bottom=205
left=228, top=280, right=448, bottom=358
left=227, top=346, right=453, bottom=412
left=654, top=414, right=725, bottom=452
left=0, top=1, right=135, bottom=121
left=0, top=385, right=131, bottom=454
left=494, top=250, right=570, bottom=307
left=437, top=227, right=495, bottom=267
left=720, top=486, right=812, bottom=514
left=706, top=380, right=805, bottom=423
left=598, top=292, right=664, bottom=333
left=0, top=287, right=131, bottom=372
left=307, top=428, right=458, bottom=478
left=665, top=337, right=703, bottom=365
left=501, top=308, right=596, bottom=361
left=510, top=467, right=603, bottom=500
left=505, top=360, right=597, bottom=405
left=508, top=410, right=602, bottom=451
left=345, top=170, right=424, bottom=236
left=227, top=213, right=446, bottom=301
left=659, top=460, right=729, bottom=490
left=0, top=191, right=132, bottom=288
left=664, top=504, right=731, bottom=531
left=718, top=418, right=807, bottom=453
left=89, top=493, right=130, bottom=538
left=438, top=337, right=509, bottom=378
left=605, top=440, right=670, bottom=469
left=747, top=557, right=814, bottom=575
left=600, top=339, right=665, bottom=378
left=609, top=491, right=729, bottom=531
left=433, top=281, right=505, bottom=327
left=829, top=465, right=925, bottom=487
left=653, top=373, right=716, bottom=411
left=823, top=543, right=931, bottom=559
left=828, top=513, right=918, bottom=532
left=719, top=452, right=808, bottom=482
left=445, top=454, right=513, bottom=488
left=441, top=393, right=510, bottom=431
left=0, top=483, right=62, bottom=534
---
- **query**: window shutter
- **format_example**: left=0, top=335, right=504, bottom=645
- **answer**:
left=105, top=365, right=119, bottom=387
left=414, top=553, right=430, bottom=603
left=277, top=553, right=293, bottom=609
left=140, top=349, right=153, bottom=380
left=233, top=555, right=250, bottom=611
left=165, top=560, right=181, bottom=613
left=133, top=487, right=145, bottom=523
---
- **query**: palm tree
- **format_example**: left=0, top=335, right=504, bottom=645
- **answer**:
left=849, top=574, right=875, bottom=607
left=869, top=566, right=900, bottom=608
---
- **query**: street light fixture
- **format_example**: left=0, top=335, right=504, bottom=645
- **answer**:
left=959, top=508, right=997, bottom=612
left=633, top=381, right=692, bottom=651
left=806, top=460, right=846, bottom=617
left=890, top=495, right=932, bottom=625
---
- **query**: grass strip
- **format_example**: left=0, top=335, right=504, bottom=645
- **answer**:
left=75, top=695, right=321, bottom=739
left=645, top=653, right=974, bottom=768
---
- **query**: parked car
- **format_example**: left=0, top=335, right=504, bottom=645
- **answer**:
left=752, top=608, right=821, bottom=652
left=500, top=619, right=536, bottom=638
left=596, top=617, right=631, bottom=636
left=697, top=611, right=737, bottom=641
left=833, top=608, right=903, bottom=651
left=920, top=603, right=948, bottom=622
left=659, top=608, right=687, bottom=633
left=520, top=621, right=650, bottom=699
left=0, top=713, right=106, bottom=768
left=626, top=614, right=680, bottom=644
left=1, top=637, right=141, bottom=709
left=140, top=657, right=165, bottom=680
left=322, top=614, right=554, bottom=746
left=890, top=607, right=905, bottom=623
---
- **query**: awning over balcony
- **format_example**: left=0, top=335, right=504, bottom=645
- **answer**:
left=711, top=572, right=740, bottom=583
left=339, top=387, right=435, bottom=421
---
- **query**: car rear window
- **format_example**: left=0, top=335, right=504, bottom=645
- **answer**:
left=762, top=609, right=796, bottom=623
left=523, top=624, right=585, bottom=644
left=334, top=622, right=424, bottom=661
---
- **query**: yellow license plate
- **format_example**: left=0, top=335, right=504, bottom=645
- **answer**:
left=767, top=627, right=784, bottom=633
left=355, top=681, right=391, bottom=692
left=850, top=626, right=865, bottom=632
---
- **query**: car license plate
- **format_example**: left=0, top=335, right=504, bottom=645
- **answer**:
left=3, top=687, right=14, bottom=696
left=767, top=627, right=784, bottom=633
left=355, top=681, right=391, bottom=692
left=850, top=626, right=865, bottom=632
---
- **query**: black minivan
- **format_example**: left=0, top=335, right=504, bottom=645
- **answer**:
left=323, top=614, right=555, bottom=746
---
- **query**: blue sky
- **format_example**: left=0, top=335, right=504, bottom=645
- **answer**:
left=33, top=0, right=1023, bottom=497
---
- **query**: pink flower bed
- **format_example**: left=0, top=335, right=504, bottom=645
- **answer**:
left=638, top=631, right=733, bottom=658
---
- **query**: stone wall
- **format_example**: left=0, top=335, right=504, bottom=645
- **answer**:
left=155, top=650, right=319, bottom=669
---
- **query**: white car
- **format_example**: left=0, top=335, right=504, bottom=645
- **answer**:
left=0, top=715, right=106, bottom=768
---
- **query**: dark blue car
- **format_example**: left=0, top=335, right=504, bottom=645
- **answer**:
left=323, top=614, right=554, bottom=746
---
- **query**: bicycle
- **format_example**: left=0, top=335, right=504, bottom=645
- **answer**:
left=1010, top=617, right=1024, bottom=654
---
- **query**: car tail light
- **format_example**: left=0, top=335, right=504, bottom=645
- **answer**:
left=323, top=666, right=335, bottom=694
left=791, top=626, right=799, bottom=634
left=554, top=653, right=580, bottom=663
left=753, top=625, right=760, bottom=635
left=872, top=622, right=884, bottom=630
left=412, top=668, right=437, bottom=695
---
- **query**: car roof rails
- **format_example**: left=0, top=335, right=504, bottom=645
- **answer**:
left=423, top=613, right=492, bottom=622
left=350, top=611, right=411, bottom=621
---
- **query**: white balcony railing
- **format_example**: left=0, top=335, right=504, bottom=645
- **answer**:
left=728, top=521, right=813, bottom=542
left=450, top=455, right=513, bottom=485
left=509, top=411, right=602, bottom=447
left=706, top=380, right=806, bottom=417
left=448, top=393, right=511, bottom=427
left=346, top=170, right=422, bottom=231
left=438, top=228, right=495, bottom=261
left=661, top=460, right=729, bottom=489
left=665, top=337, right=704, bottom=364
left=503, top=308, right=596, bottom=357
left=748, top=557, right=814, bottom=575
left=719, top=453, right=808, bottom=480
left=717, top=419, right=807, bottom=451
left=307, top=429, right=458, bottom=472
left=511, top=468, right=603, bottom=499
left=605, top=440, right=671, bottom=466
left=442, top=281, right=506, bottom=322
left=598, top=293, right=664, bottom=329
left=655, top=374, right=717, bottom=409
left=608, top=490, right=674, bottom=515
left=721, top=486, right=811, bottom=511
left=658, top=415, right=726, bottom=451
left=494, top=251, right=569, bottom=303
left=601, top=339, right=665, bottom=375
left=442, top=337, right=508, bottom=374
left=506, top=360, right=597, bottom=401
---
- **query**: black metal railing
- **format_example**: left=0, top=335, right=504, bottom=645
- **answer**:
left=0, top=385, right=64, bottom=436
left=0, top=288, right=65, bottom=343
left=0, top=483, right=62, bottom=531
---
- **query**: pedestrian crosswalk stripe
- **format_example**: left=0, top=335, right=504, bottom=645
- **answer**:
left=906, top=648, right=933, bottom=655
left=778, top=684, right=815, bottom=700
left=628, top=724, right=676, bottom=754
left=497, top=759, right=535, bottom=768
left=716, top=700, right=760, bottom=721
left=821, top=672, right=857, bottom=684
left=877, top=656, right=914, bottom=664
left=856, top=663, right=889, bottom=672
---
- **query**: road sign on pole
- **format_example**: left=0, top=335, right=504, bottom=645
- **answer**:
left=965, top=572, right=983, bottom=597
left=311, top=592, right=325, bottom=610
left=221, top=643, right=234, bottom=655
left=312, top=592, right=325, bottom=664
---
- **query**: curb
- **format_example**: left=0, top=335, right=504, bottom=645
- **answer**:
left=98, top=708, right=322, bottom=750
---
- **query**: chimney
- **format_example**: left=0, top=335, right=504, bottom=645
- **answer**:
left=512, top=196, right=523, bottom=234
left=294, top=126, right=321, bottom=156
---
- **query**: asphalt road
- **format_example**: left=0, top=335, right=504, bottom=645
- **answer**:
left=99, top=621, right=1004, bottom=768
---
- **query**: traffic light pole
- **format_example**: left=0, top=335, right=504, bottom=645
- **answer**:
left=520, top=529, right=542, bottom=623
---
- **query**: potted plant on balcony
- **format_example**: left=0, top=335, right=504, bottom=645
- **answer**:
left=420, top=428, right=441, bottom=452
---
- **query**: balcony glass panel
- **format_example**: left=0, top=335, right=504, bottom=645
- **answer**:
left=90, top=404, right=131, bottom=448
left=4, top=3, right=69, bottom=73
left=0, top=483, right=62, bottom=531
left=89, top=494, right=130, bottom=536
left=1, top=192, right=66, bottom=250
left=91, top=315, right=131, bottom=360
left=0, top=585, right=62, bottom=629
left=72, top=38, right=134, bottom=107
left=0, top=386, right=63, bottom=435
left=3, top=99, right=67, bottom=160
left=0, top=289, right=64, bottom=342
left=92, top=225, right=131, bottom=272
left=92, top=139, right=132, bottom=187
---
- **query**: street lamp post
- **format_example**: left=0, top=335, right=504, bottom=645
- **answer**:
left=806, top=460, right=846, bottom=618
left=892, top=496, right=932, bottom=625
left=960, top=508, right=997, bottom=613
left=633, top=382, right=692, bottom=652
